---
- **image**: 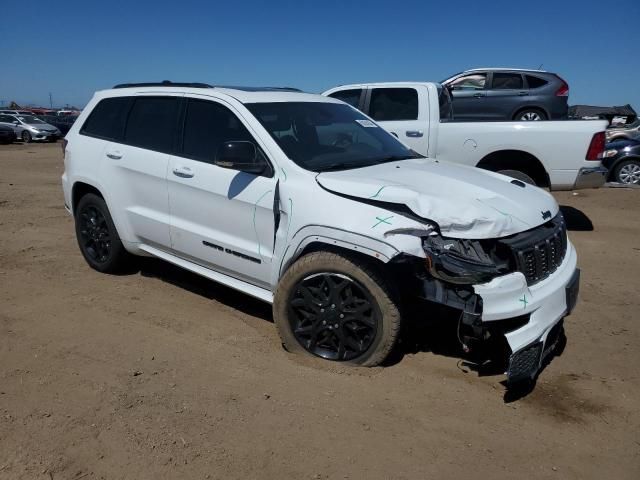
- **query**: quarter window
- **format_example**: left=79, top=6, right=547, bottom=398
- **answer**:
left=491, top=73, right=524, bottom=90
left=525, top=75, right=548, bottom=89
left=328, top=89, right=363, bottom=108
left=124, top=97, right=179, bottom=153
left=81, top=97, right=131, bottom=141
left=181, top=99, right=256, bottom=163
left=369, top=88, right=418, bottom=121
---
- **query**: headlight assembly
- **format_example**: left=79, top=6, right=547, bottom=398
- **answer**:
left=422, top=234, right=508, bottom=285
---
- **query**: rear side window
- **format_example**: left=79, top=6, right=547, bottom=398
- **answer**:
left=124, top=97, right=179, bottom=153
left=369, top=88, right=418, bottom=121
left=491, top=73, right=524, bottom=89
left=328, top=89, right=363, bottom=108
left=81, top=97, right=131, bottom=140
left=526, top=75, right=548, bottom=89
left=181, top=99, right=255, bottom=163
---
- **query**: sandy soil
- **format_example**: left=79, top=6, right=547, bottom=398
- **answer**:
left=1, top=142, right=639, bottom=480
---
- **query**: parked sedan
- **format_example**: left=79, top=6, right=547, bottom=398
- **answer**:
left=441, top=68, right=569, bottom=121
left=0, top=124, right=16, bottom=144
left=0, top=114, right=61, bottom=143
left=603, top=138, right=640, bottom=185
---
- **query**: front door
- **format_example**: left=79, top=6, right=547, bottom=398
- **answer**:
left=167, top=97, right=277, bottom=288
left=448, top=72, right=488, bottom=120
left=365, top=87, right=428, bottom=155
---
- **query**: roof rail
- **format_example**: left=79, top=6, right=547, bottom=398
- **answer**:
left=113, top=81, right=213, bottom=89
left=214, top=86, right=303, bottom=92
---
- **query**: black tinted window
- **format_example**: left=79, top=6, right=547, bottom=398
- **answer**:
left=526, top=75, right=548, bottom=89
left=491, top=73, right=523, bottom=90
left=328, top=89, right=362, bottom=108
left=369, top=88, right=418, bottom=121
left=124, top=97, right=179, bottom=153
left=182, top=99, right=255, bottom=163
left=81, top=97, right=131, bottom=140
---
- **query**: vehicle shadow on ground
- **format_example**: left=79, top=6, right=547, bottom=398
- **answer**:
left=560, top=205, right=593, bottom=231
left=136, top=257, right=273, bottom=321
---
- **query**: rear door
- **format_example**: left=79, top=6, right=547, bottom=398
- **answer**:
left=167, top=96, right=277, bottom=288
left=447, top=72, right=488, bottom=120
left=364, top=86, right=428, bottom=154
left=85, top=95, right=179, bottom=249
left=484, top=72, right=527, bottom=120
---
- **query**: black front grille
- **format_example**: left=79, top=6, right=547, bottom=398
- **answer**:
left=499, top=214, right=568, bottom=286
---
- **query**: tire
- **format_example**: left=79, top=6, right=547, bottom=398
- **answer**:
left=273, top=251, right=401, bottom=367
left=21, top=131, right=32, bottom=143
left=613, top=159, right=640, bottom=185
left=74, top=193, right=131, bottom=273
left=497, top=169, right=537, bottom=185
left=515, top=109, right=547, bottom=121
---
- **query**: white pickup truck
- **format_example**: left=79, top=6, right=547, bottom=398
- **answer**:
left=323, top=82, right=608, bottom=190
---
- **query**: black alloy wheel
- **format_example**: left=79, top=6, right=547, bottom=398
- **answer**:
left=288, top=272, right=379, bottom=361
left=78, top=203, right=112, bottom=264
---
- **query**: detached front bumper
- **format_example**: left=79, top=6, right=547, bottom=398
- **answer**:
left=473, top=240, right=579, bottom=382
left=573, top=166, right=607, bottom=189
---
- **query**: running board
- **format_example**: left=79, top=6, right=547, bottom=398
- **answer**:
left=138, top=244, right=274, bottom=304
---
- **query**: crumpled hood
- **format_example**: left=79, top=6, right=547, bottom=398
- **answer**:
left=316, top=158, right=559, bottom=239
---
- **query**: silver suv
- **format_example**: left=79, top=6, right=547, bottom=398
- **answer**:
left=441, top=68, right=569, bottom=121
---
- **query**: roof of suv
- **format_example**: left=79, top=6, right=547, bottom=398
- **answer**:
left=465, top=68, right=549, bottom=73
left=99, top=83, right=339, bottom=105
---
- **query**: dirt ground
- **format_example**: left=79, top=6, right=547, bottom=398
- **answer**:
left=1, top=142, right=638, bottom=480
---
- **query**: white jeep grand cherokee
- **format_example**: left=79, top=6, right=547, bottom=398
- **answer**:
left=62, top=82, right=580, bottom=384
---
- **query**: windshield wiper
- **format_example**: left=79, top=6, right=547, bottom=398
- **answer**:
left=374, top=154, right=424, bottom=164
left=316, top=161, right=375, bottom=172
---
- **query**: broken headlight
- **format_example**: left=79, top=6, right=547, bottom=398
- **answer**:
left=422, top=235, right=509, bottom=285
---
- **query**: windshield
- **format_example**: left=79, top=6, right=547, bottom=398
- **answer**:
left=246, top=102, right=420, bottom=172
left=17, top=115, right=44, bottom=124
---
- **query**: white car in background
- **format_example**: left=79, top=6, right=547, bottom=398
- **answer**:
left=323, top=82, right=608, bottom=190
left=0, top=113, right=61, bottom=143
left=62, top=82, right=581, bottom=385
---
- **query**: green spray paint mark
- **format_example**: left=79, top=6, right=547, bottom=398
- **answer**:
left=286, top=198, right=293, bottom=238
left=519, top=295, right=528, bottom=309
left=476, top=198, right=531, bottom=227
left=253, top=189, right=273, bottom=259
left=372, top=215, right=394, bottom=228
left=281, top=168, right=287, bottom=182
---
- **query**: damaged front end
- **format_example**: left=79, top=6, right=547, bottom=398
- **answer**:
left=398, top=217, right=572, bottom=385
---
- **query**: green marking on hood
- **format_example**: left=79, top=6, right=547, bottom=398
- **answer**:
left=253, top=189, right=273, bottom=259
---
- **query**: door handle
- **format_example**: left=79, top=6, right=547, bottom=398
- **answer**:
left=406, top=130, right=423, bottom=138
left=518, top=91, right=529, bottom=96
left=106, top=151, right=122, bottom=160
left=172, top=167, right=194, bottom=178
left=473, top=93, right=484, bottom=98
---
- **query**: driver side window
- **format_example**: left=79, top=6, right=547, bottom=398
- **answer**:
left=449, top=73, right=487, bottom=90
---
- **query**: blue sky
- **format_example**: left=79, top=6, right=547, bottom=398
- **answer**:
left=2, top=0, right=638, bottom=110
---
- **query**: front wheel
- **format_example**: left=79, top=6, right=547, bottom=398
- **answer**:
left=273, top=252, right=401, bottom=366
left=21, top=131, right=32, bottom=143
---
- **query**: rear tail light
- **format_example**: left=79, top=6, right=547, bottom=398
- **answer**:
left=555, top=76, right=569, bottom=97
left=61, top=138, right=68, bottom=159
left=586, top=132, right=606, bottom=160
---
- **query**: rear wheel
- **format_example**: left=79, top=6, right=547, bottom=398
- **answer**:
left=613, top=159, right=640, bottom=185
left=497, top=169, right=537, bottom=185
left=21, top=131, right=32, bottom=143
left=74, top=193, right=131, bottom=273
left=273, top=251, right=401, bottom=366
left=515, top=109, right=547, bottom=121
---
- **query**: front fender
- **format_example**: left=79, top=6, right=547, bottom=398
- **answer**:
left=275, top=225, right=402, bottom=283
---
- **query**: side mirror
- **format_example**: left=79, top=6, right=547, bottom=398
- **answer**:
left=214, top=141, right=266, bottom=175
